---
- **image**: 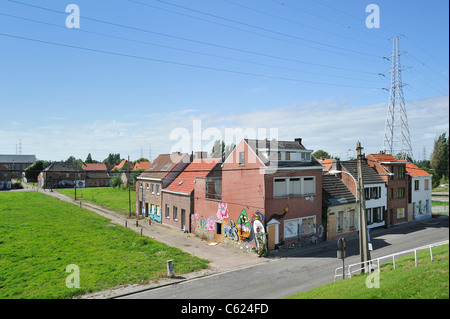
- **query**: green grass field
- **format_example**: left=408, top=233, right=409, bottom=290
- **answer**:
left=57, top=187, right=136, bottom=216
left=0, top=192, right=209, bottom=299
left=287, top=244, right=449, bottom=299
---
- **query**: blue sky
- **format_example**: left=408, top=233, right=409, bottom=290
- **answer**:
left=0, top=0, right=448, bottom=162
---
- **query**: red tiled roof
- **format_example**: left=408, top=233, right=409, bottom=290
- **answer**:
left=368, top=153, right=398, bottom=162
left=112, top=160, right=134, bottom=171
left=405, top=162, right=431, bottom=177
left=164, top=159, right=221, bottom=194
left=133, top=161, right=152, bottom=171
left=82, top=163, right=107, bottom=171
left=317, top=158, right=334, bottom=171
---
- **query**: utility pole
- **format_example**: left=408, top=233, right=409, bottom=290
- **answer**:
left=357, top=142, right=371, bottom=271
left=128, top=155, right=131, bottom=218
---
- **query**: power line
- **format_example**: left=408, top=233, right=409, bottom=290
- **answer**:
left=0, top=13, right=383, bottom=84
left=221, top=0, right=387, bottom=51
left=6, top=0, right=380, bottom=75
left=134, top=0, right=383, bottom=60
left=0, top=32, right=381, bottom=89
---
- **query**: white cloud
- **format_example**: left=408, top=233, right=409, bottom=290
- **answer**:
left=0, top=95, right=447, bottom=161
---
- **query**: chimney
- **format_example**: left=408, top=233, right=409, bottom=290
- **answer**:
left=294, top=138, right=302, bottom=145
left=193, top=151, right=208, bottom=160
left=331, top=159, right=341, bottom=172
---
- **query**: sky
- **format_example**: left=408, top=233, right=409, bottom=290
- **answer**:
left=0, top=0, right=448, bottom=162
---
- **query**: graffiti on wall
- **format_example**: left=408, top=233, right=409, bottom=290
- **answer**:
left=195, top=203, right=266, bottom=249
left=216, top=202, right=229, bottom=221
left=267, top=205, right=289, bottom=223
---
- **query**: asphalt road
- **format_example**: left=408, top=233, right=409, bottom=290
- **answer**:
left=118, top=216, right=449, bottom=299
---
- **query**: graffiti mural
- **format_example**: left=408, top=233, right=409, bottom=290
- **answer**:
left=222, top=220, right=239, bottom=242
left=267, top=205, right=289, bottom=223
left=216, top=202, right=229, bottom=221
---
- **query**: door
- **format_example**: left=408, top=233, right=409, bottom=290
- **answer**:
left=268, top=225, right=277, bottom=250
left=328, top=213, right=337, bottom=241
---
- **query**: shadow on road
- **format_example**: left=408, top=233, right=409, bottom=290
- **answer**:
left=269, top=216, right=448, bottom=259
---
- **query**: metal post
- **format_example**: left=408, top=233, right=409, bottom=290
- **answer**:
left=128, top=156, right=131, bottom=218
left=357, top=142, right=371, bottom=272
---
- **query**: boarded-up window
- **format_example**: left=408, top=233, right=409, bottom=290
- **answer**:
left=274, top=179, right=286, bottom=197
left=290, top=178, right=301, bottom=196
left=304, top=177, right=315, bottom=194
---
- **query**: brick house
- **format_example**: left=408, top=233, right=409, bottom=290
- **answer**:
left=366, top=153, right=409, bottom=226
left=136, top=152, right=190, bottom=224
left=322, top=174, right=357, bottom=241
left=162, top=156, right=221, bottom=232
left=0, top=154, right=36, bottom=179
left=38, top=162, right=86, bottom=189
left=405, top=162, right=432, bottom=221
left=82, top=163, right=110, bottom=188
left=193, top=138, right=324, bottom=251
left=0, top=163, right=12, bottom=190
left=331, top=160, right=388, bottom=229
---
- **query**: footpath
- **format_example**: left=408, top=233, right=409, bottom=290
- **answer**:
left=20, top=184, right=270, bottom=298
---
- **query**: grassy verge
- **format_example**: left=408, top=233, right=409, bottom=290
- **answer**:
left=56, top=187, right=135, bottom=216
left=0, top=192, right=209, bottom=299
left=287, top=244, right=449, bottom=299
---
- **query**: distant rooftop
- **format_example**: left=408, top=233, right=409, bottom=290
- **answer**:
left=0, top=155, right=36, bottom=163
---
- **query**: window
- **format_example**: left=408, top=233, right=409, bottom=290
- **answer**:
left=303, top=177, right=315, bottom=194
left=149, top=163, right=157, bottom=171
left=151, top=184, right=154, bottom=194
left=425, top=179, right=430, bottom=190
left=289, top=178, right=301, bottom=196
left=397, top=187, right=405, bottom=198
left=165, top=205, right=170, bottom=218
left=161, top=163, right=171, bottom=171
left=139, top=182, right=143, bottom=189
left=365, top=188, right=371, bottom=200
left=239, top=152, right=245, bottom=165
left=349, top=209, right=355, bottom=229
left=278, top=152, right=282, bottom=161
left=389, top=188, right=394, bottom=199
left=337, top=211, right=344, bottom=231
left=414, top=180, right=419, bottom=191
left=274, top=179, right=287, bottom=197
left=366, top=208, right=373, bottom=224
left=273, top=177, right=316, bottom=197
left=173, top=206, right=178, bottom=220
left=285, top=152, right=291, bottom=161
left=156, top=184, right=160, bottom=195
left=397, top=166, right=405, bottom=179
left=146, top=183, right=149, bottom=190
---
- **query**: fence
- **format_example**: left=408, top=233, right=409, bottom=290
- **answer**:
left=334, top=240, right=449, bottom=281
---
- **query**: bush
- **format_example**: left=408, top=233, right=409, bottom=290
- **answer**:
left=110, top=174, right=123, bottom=188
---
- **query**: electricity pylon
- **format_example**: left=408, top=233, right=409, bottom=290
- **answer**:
left=382, top=36, right=413, bottom=160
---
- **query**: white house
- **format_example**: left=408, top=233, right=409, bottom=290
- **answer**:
left=340, top=161, right=388, bottom=229
left=406, top=162, right=432, bottom=221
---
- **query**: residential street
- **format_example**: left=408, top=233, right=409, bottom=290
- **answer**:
left=118, top=216, right=449, bottom=299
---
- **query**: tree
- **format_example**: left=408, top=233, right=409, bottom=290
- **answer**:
left=212, top=140, right=236, bottom=162
left=103, top=153, right=121, bottom=165
left=85, top=153, right=94, bottom=164
left=313, top=150, right=331, bottom=159
left=430, top=133, right=449, bottom=181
